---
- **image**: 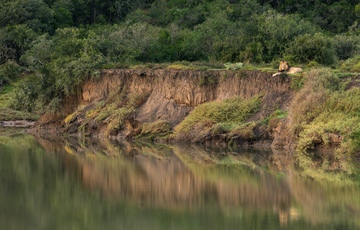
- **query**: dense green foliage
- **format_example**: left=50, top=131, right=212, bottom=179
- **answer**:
left=0, top=0, right=359, bottom=112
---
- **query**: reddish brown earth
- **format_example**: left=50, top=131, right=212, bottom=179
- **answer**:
left=31, top=69, right=294, bottom=148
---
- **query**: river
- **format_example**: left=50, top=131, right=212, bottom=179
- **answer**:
left=0, top=133, right=360, bottom=229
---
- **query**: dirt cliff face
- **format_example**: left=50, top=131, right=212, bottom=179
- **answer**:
left=33, top=68, right=294, bottom=147
left=81, top=69, right=292, bottom=124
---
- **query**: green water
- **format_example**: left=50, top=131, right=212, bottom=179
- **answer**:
left=0, top=134, right=360, bottom=230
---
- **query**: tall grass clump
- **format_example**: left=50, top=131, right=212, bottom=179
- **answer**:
left=289, top=69, right=360, bottom=154
left=174, top=95, right=262, bottom=142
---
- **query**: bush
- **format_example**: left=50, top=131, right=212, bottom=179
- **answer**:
left=339, top=55, right=360, bottom=72
left=289, top=69, right=360, bottom=154
left=332, top=34, right=360, bottom=60
left=285, top=33, right=336, bottom=65
left=139, top=120, right=172, bottom=139
left=11, top=74, right=42, bottom=112
left=289, top=69, right=341, bottom=136
left=257, top=11, right=318, bottom=62
left=175, top=96, right=262, bottom=141
left=0, top=60, right=22, bottom=87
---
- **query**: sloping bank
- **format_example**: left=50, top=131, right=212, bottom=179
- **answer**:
left=31, top=69, right=293, bottom=149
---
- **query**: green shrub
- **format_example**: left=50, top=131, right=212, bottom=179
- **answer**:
left=285, top=33, right=336, bottom=65
left=0, top=60, right=22, bottom=86
left=289, top=69, right=340, bottom=136
left=11, top=74, right=42, bottom=112
left=229, top=122, right=257, bottom=139
left=332, top=34, right=360, bottom=60
left=175, top=95, right=262, bottom=140
left=339, top=56, right=360, bottom=72
left=350, top=130, right=360, bottom=151
left=290, top=74, right=305, bottom=90
left=240, top=42, right=263, bottom=63
left=138, top=120, right=172, bottom=140
left=352, top=62, right=360, bottom=72
left=289, top=69, right=360, bottom=154
left=141, top=120, right=171, bottom=135
left=306, top=68, right=341, bottom=92
left=199, top=73, right=218, bottom=86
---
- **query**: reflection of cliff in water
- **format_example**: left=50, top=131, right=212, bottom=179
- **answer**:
left=38, top=137, right=292, bottom=213
left=30, top=135, right=360, bottom=227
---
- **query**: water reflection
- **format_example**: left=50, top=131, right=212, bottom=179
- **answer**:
left=1, top=134, right=360, bottom=229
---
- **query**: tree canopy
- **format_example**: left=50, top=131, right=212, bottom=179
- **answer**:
left=0, top=0, right=359, bottom=112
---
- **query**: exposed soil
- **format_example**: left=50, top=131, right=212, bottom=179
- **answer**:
left=31, top=69, right=295, bottom=148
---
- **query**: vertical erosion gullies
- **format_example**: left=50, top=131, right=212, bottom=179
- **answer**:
left=34, top=69, right=294, bottom=146
left=82, top=69, right=292, bottom=108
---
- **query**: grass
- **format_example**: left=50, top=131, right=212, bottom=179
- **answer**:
left=228, top=121, right=258, bottom=139
left=130, top=61, right=281, bottom=72
left=289, top=69, right=360, bottom=154
left=297, top=90, right=360, bottom=154
left=136, top=120, right=172, bottom=141
left=64, top=91, right=148, bottom=136
left=290, top=74, right=306, bottom=90
left=199, top=72, right=218, bottom=86
left=338, top=55, right=360, bottom=73
left=0, top=107, right=39, bottom=121
left=0, top=84, right=15, bottom=108
left=0, top=83, right=40, bottom=121
left=140, top=120, right=171, bottom=135
left=130, top=61, right=225, bottom=71
left=174, top=95, right=262, bottom=141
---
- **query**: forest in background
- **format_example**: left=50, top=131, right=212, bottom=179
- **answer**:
left=0, top=0, right=360, bottom=112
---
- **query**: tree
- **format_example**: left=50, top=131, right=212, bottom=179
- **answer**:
left=285, top=33, right=336, bottom=65
left=0, top=0, right=54, bottom=33
left=0, top=25, right=37, bottom=64
left=257, top=10, right=318, bottom=62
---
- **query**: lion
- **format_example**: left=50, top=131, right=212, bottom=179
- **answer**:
left=272, top=61, right=303, bottom=77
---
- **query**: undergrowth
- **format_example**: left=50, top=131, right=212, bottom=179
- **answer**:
left=174, top=95, right=262, bottom=141
left=289, top=69, right=360, bottom=154
left=0, top=84, right=39, bottom=121
left=64, top=91, right=148, bottom=136
left=137, top=120, right=172, bottom=141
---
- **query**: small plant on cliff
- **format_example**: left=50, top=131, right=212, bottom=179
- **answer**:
left=199, top=73, right=218, bottom=86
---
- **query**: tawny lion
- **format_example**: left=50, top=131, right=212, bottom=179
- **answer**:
left=272, top=61, right=302, bottom=77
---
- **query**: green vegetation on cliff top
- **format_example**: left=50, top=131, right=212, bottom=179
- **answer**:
left=0, top=0, right=359, bottom=114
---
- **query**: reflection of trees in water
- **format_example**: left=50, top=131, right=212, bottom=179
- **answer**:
left=3, top=134, right=360, bottom=229
left=287, top=174, right=360, bottom=226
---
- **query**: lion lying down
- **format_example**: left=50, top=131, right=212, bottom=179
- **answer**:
left=272, top=61, right=302, bottom=77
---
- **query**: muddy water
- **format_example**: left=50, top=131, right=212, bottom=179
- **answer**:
left=0, top=134, right=360, bottom=230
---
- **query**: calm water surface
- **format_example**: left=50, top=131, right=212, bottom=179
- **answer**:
left=1, top=134, right=360, bottom=230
